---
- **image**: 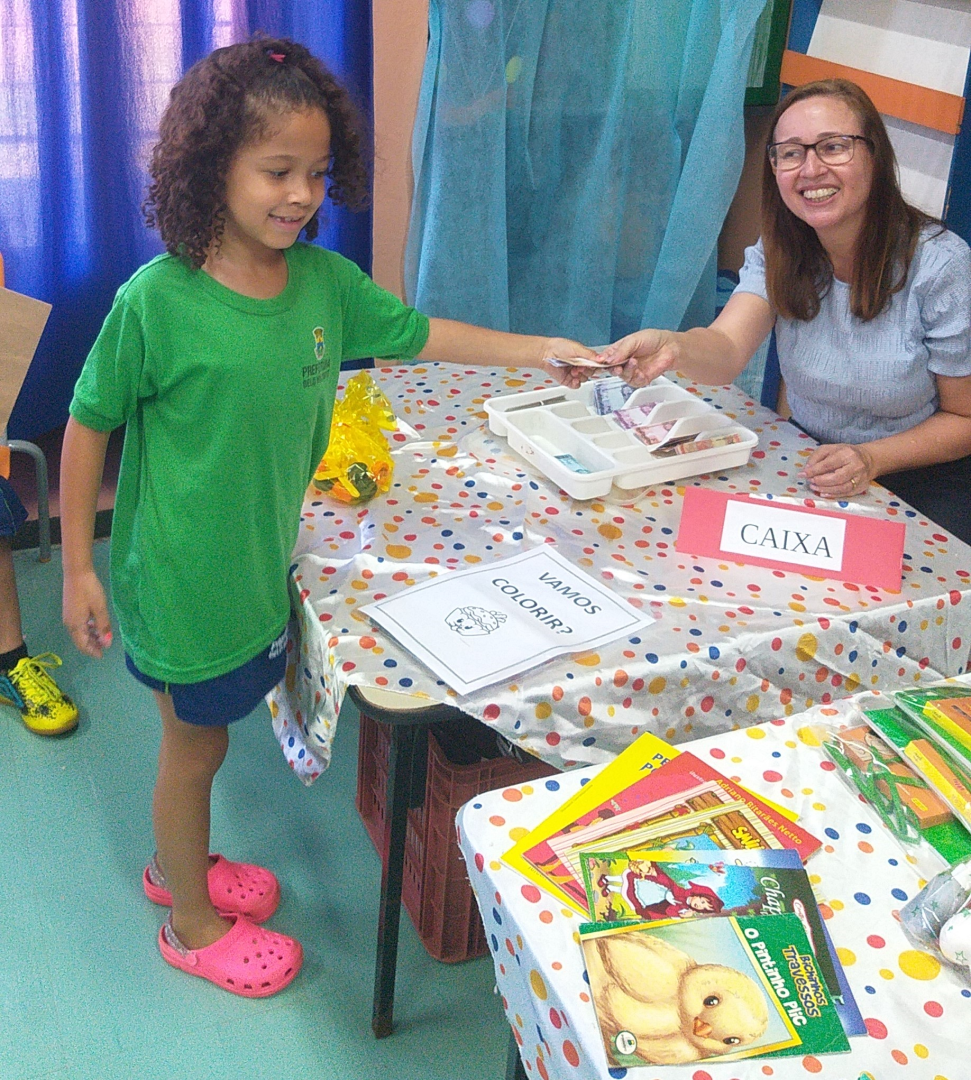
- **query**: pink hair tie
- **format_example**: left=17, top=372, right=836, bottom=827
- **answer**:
left=267, top=50, right=286, bottom=63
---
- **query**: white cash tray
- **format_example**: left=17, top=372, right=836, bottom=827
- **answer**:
left=485, top=376, right=758, bottom=499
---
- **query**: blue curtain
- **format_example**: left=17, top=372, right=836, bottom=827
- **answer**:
left=406, top=0, right=765, bottom=345
left=0, top=0, right=371, bottom=440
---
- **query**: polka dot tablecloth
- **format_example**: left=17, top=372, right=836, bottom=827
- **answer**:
left=457, top=687, right=971, bottom=1080
left=268, top=365, right=971, bottom=783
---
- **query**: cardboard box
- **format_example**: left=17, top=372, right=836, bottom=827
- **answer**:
left=0, top=284, right=52, bottom=444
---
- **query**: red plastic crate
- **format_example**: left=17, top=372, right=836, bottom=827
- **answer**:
left=355, top=709, right=558, bottom=962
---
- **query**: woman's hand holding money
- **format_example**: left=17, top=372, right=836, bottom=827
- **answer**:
left=596, top=329, right=679, bottom=387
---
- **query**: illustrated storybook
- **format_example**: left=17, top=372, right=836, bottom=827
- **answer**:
left=514, top=751, right=821, bottom=915
left=502, top=730, right=802, bottom=912
left=579, top=912, right=850, bottom=1068
left=577, top=846, right=866, bottom=1037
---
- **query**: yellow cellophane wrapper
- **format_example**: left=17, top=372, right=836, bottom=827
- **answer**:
left=313, top=371, right=397, bottom=504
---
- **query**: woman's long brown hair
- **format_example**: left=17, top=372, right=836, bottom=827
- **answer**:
left=761, top=79, right=938, bottom=322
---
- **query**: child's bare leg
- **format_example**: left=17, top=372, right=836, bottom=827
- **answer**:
left=152, top=690, right=232, bottom=949
left=0, top=539, right=25, bottom=653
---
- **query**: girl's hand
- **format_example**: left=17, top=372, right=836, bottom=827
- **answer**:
left=538, top=337, right=611, bottom=389
left=596, top=329, right=679, bottom=388
left=63, top=570, right=113, bottom=659
left=800, top=443, right=874, bottom=499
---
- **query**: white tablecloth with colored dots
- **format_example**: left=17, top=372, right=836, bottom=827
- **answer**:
left=457, top=687, right=971, bottom=1080
left=269, top=365, right=971, bottom=783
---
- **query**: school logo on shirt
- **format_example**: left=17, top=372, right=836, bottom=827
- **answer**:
left=303, top=327, right=328, bottom=388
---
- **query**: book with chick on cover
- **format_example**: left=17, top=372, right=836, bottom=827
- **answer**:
left=578, top=846, right=866, bottom=1037
left=518, top=752, right=821, bottom=915
left=579, top=912, right=850, bottom=1068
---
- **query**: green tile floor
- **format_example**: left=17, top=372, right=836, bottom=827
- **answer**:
left=2, top=540, right=511, bottom=1080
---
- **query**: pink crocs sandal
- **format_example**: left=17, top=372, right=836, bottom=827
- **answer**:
left=158, top=915, right=303, bottom=998
left=143, top=854, right=280, bottom=923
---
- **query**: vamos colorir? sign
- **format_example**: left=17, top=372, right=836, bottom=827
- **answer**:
left=362, top=546, right=654, bottom=694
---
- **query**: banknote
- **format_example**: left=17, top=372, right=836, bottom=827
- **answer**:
left=592, top=380, right=636, bottom=415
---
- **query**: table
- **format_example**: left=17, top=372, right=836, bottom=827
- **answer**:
left=344, top=684, right=470, bottom=1038
left=457, top=684, right=971, bottom=1080
left=269, top=364, right=971, bottom=783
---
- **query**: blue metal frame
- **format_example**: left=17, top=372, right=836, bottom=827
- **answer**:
left=786, top=0, right=823, bottom=55
left=944, top=51, right=971, bottom=245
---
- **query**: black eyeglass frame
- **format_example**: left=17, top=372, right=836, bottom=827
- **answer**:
left=767, top=134, right=874, bottom=171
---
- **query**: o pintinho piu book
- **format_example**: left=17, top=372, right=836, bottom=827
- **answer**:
left=579, top=912, right=850, bottom=1068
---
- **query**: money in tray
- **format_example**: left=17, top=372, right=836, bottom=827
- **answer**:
left=485, top=375, right=758, bottom=499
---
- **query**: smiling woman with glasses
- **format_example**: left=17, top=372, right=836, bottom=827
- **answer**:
left=597, top=78, right=971, bottom=545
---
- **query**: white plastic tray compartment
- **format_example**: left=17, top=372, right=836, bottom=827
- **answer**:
left=505, top=409, right=616, bottom=477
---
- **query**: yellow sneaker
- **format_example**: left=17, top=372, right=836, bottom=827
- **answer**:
left=0, top=653, right=79, bottom=736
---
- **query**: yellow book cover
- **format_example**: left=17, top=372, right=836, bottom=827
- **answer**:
left=502, top=731, right=677, bottom=910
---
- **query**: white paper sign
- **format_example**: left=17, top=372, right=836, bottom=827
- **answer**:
left=720, top=500, right=846, bottom=572
left=361, top=546, right=654, bottom=695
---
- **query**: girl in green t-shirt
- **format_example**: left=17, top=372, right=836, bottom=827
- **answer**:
left=60, top=37, right=598, bottom=998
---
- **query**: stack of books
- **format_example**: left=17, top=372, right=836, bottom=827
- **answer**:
left=503, top=732, right=861, bottom=1068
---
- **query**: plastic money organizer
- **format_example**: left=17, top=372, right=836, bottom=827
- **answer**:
left=485, top=376, right=758, bottom=499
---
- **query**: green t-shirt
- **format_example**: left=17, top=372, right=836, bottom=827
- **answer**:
left=71, top=243, right=429, bottom=683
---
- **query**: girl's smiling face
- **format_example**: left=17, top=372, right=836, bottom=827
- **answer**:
left=771, top=95, right=874, bottom=252
left=218, top=106, right=332, bottom=261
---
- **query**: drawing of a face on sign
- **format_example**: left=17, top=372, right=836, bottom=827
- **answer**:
left=445, top=607, right=507, bottom=636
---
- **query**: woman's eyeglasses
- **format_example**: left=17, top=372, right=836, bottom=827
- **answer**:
left=768, top=134, right=873, bottom=171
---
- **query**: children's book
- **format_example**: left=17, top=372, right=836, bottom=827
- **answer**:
left=577, top=846, right=865, bottom=1037
left=579, top=913, right=850, bottom=1068
left=519, top=752, right=821, bottom=915
left=502, top=730, right=799, bottom=909
left=861, top=708, right=971, bottom=863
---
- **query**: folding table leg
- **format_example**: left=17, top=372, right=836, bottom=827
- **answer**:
left=506, top=1029, right=527, bottom=1080
left=372, top=721, right=419, bottom=1037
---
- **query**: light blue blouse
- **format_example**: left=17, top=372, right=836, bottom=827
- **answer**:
left=734, top=228, right=971, bottom=444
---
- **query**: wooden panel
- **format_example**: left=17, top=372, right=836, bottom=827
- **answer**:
left=780, top=49, right=964, bottom=135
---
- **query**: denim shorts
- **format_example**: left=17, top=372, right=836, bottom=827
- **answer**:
left=0, top=476, right=27, bottom=538
left=126, top=627, right=288, bottom=726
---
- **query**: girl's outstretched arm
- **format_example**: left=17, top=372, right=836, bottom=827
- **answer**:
left=418, top=317, right=601, bottom=387
left=60, top=417, right=112, bottom=658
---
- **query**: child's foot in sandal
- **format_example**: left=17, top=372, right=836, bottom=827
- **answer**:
left=144, top=854, right=280, bottom=923
left=159, top=915, right=302, bottom=997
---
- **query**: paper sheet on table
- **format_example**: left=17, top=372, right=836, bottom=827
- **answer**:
left=361, top=545, right=654, bottom=695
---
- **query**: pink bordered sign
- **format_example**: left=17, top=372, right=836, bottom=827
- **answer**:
left=675, top=487, right=906, bottom=592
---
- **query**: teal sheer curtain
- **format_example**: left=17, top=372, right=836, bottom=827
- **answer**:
left=405, top=0, right=765, bottom=344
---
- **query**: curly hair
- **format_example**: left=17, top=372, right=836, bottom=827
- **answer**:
left=761, top=79, right=939, bottom=323
left=143, top=37, right=370, bottom=267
